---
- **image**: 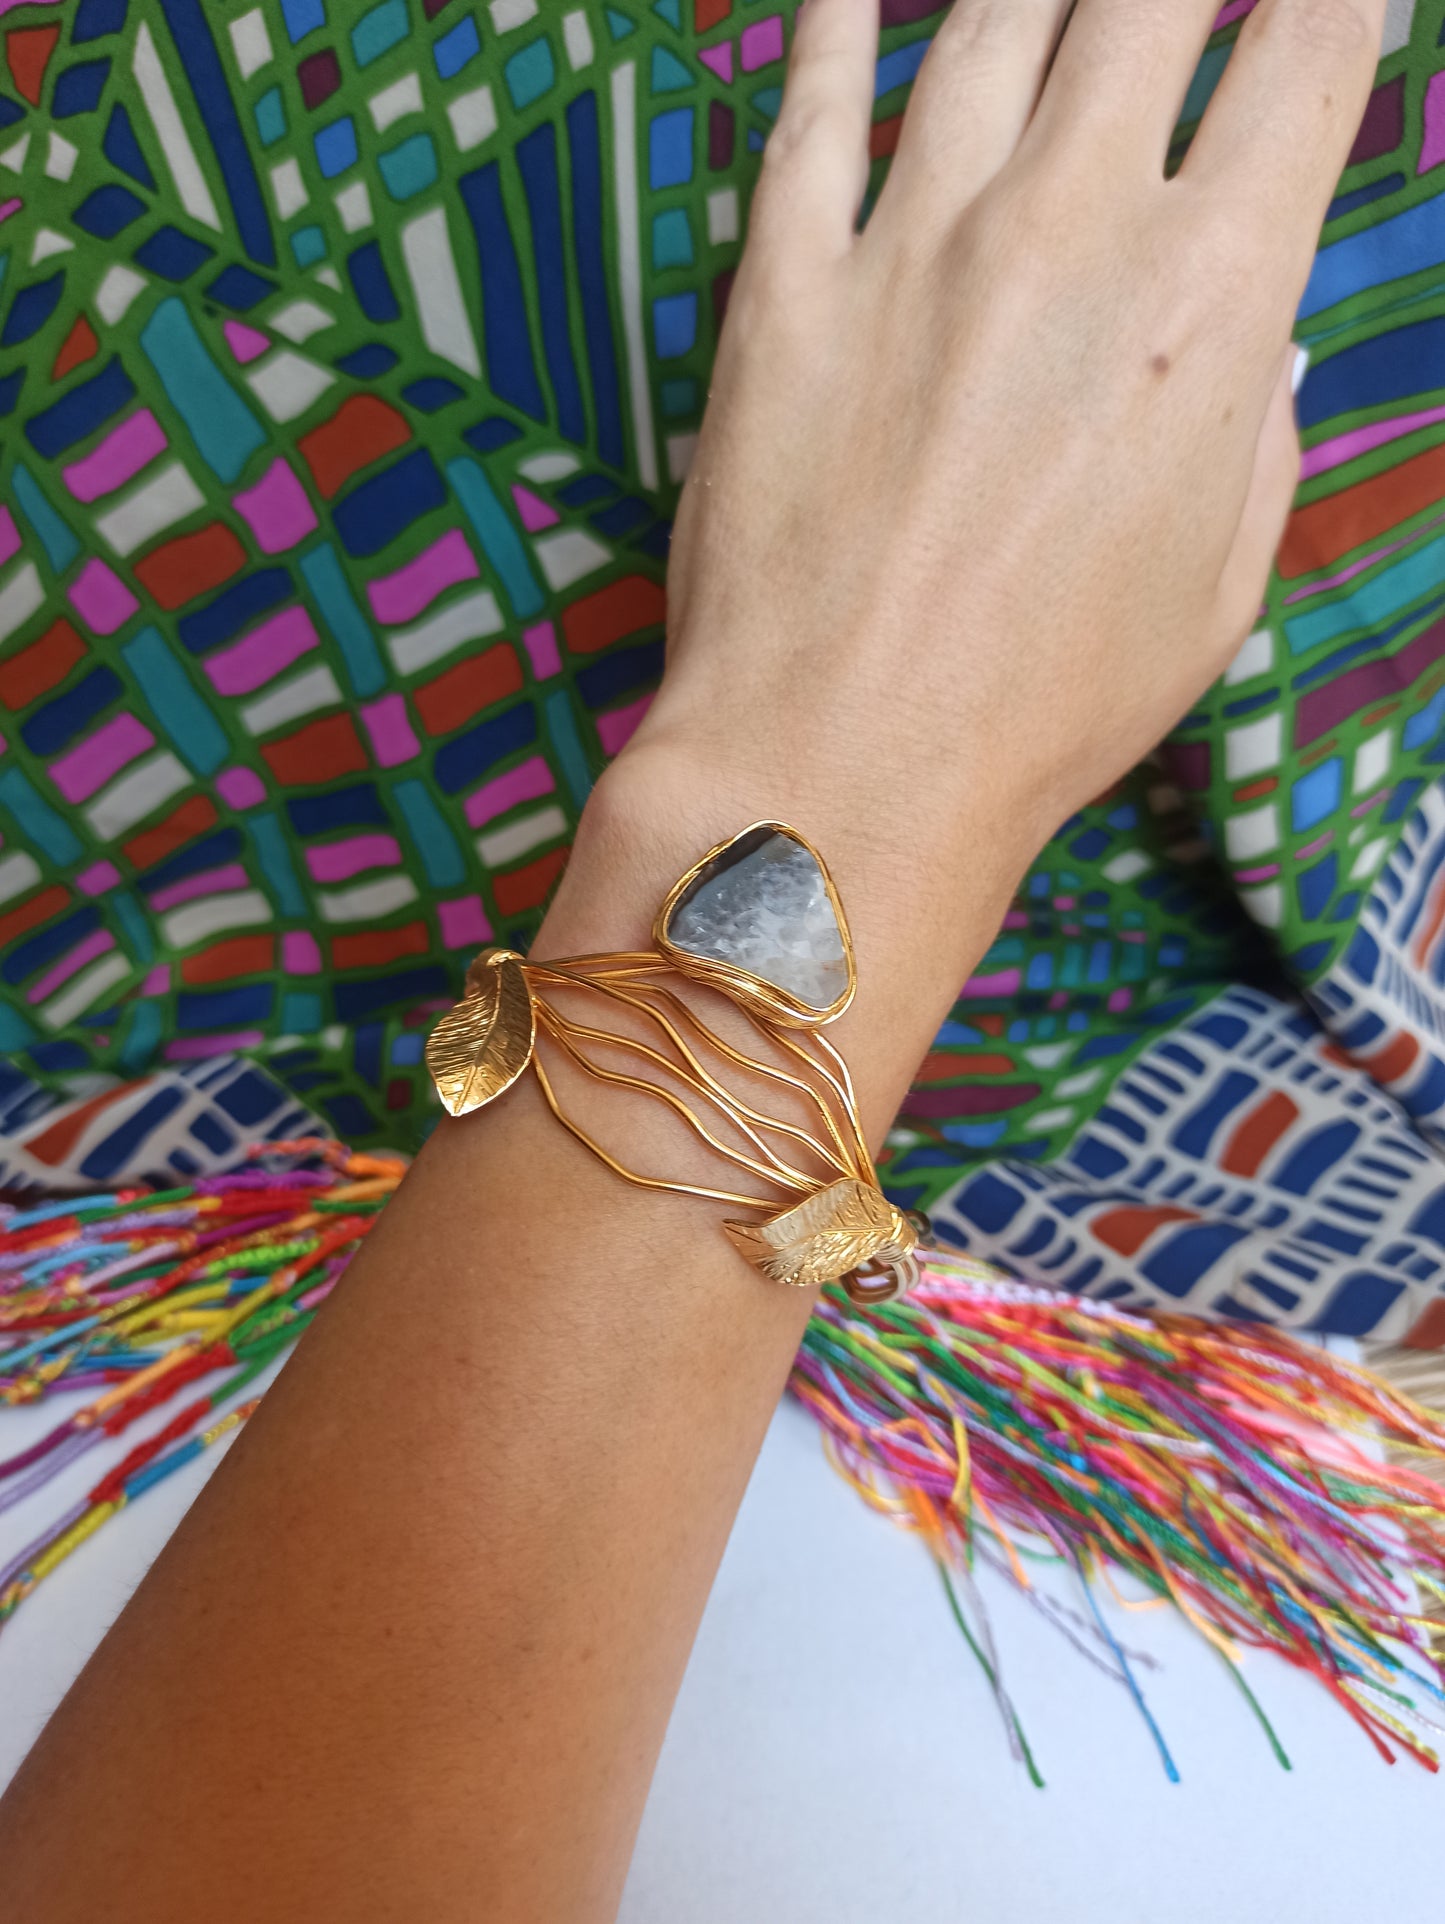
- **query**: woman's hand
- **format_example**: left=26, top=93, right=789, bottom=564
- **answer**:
left=619, top=0, right=1382, bottom=925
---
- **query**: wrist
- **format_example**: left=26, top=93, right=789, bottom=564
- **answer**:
left=536, top=726, right=1036, bottom=1128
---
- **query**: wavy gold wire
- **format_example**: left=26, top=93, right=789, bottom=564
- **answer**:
left=424, top=823, right=919, bottom=1301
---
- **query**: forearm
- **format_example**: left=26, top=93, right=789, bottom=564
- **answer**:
left=0, top=742, right=1025, bottom=1924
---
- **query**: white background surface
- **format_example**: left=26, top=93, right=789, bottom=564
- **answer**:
left=2, top=1378, right=1441, bottom=1922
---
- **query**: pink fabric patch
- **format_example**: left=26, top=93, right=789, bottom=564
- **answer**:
left=366, top=529, right=479, bottom=625
left=49, top=713, right=156, bottom=805
left=0, top=506, right=19, bottom=567
left=232, top=458, right=319, bottom=554
left=215, top=765, right=267, bottom=809
left=165, top=1032, right=264, bottom=1060
left=27, top=929, right=116, bottom=1005
left=512, top=484, right=558, bottom=532
left=699, top=42, right=733, bottom=82
left=464, top=754, right=555, bottom=828
left=1301, top=403, right=1445, bottom=481
left=141, top=964, right=172, bottom=997
left=595, top=693, right=653, bottom=757
left=69, top=559, right=140, bottom=637
left=0, top=0, right=62, bottom=15
left=740, top=15, right=783, bottom=70
left=224, top=319, right=271, bottom=364
left=522, top=620, right=561, bottom=679
left=76, top=860, right=122, bottom=896
left=62, top=410, right=168, bottom=503
left=204, top=604, right=319, bottom=695
left=360, top=693, right=420, bottom=768
left=305, top=833, right=402, bottom=884
left=283, top=931, right=322, bottom=975
left=438, top=896, right=493, bottom=950
left=1422, top=72, right=1445, bottom=173
left=0, top=201, right=22, bottom=228
left=149, top=861, right=252, bottom=913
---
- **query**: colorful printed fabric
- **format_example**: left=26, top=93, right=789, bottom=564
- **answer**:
left=3, top=1, right=1445, bottom=1340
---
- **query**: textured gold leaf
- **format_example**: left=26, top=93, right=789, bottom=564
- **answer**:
left=723, top=1178, right=917, bottom=1291
left=426, top=949, right=535, bottom=1117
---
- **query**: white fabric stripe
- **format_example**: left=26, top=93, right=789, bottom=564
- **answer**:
left=534, top=527, right=610, bottom=591
left=95, top=460, right=206, bottom=556
left=246, top=351, right=335, bottom=423
left=0, top=850, right=41, bottom=905
left=385, top=588, right=503, bottom=676
left=41, top=952, right=131, bottom=1031
left=0, top=560, right=43, bottom=644
left=609, top=61, right=658, bottom=491
left=318, top=876, right=419, bottom=924
left=370, top=72, right=423, bottom=132
left=240, top=664, right=343, bottom=737
left=401, top=206, right=480, bottom=379
left=476, top=804, right=569, bottom=868
left=83, top=750, right=191, bottom=840
left=161, top=889, right=273, bottom=951
left=133, top=20, right=222, bottom=232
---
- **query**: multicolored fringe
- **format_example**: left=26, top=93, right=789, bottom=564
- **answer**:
left=0, top=1141, right=403, bottom=1620
left=4, top=1148, right=1444, bottom=1778
left=798, top=1259, right=1445, bottom=1779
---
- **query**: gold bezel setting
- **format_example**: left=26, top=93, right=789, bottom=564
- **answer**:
left=651, top=821, right=856, bottom=1029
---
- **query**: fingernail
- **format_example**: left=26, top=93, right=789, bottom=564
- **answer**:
left=1291, top=344, right=1310, bottom=396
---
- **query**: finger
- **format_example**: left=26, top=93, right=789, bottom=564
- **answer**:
left=875, top=0, right=1075, bottom=224
left=1216, top=347, right=1301, bottom=639
left=749, top=0, right=879, bottom=260
left=1033, top=0, right=1226, bottom=167
left=1182, top=0, right=1387, bottom=290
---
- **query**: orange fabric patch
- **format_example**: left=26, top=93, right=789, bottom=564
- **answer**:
left=0, top=618, right=85, bottom=711
left=916, top=1051, right=1016, bottom=1082
left=5, top=23, right=59, bottom=105
left=493, top=846, right=569, bottom=918
left=261, top=713, right=368, bottom=786
left=869, top=115, right=903, bottom=160
left=124, top=795, right=219, bottom=871
left=297, top=395, right=411, bottom=500
left=0, top=884, right=68, bottom=950
left=1219, top=1091, right=1300, bottom=1179
left=21, top=1079, right=148, bottom=1167
left=694, top=0, right=731, bottom=28
left=331, top=922, right=430, bottom=971
left=1361, top=1030, right=1421, bottom=1085
left=1278, top=439, right=1445, bottom=580
left=181, top=935, right=277, bottom=985
left=1402, top=1297, right=1445, bottom=1351
left=413, top=645, right=524, bottom=735
left=561, top=576, right=667, bottom=655
left=1091, top=1205, right=1197, bottom=1258
left=133, top=523, right=248, bottom=611
left=52, top=314, right=99, bottom=382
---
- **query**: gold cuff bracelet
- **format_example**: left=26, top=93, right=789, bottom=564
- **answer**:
left=425, top=823, right=919, bottom=1305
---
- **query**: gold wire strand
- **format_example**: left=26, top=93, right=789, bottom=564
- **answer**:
left=535, top=1006, right=812, bottom=1197
left=529, top=1049, right=772, bottom=1210
left=535, top=1002, right=843, bottom=1186
left=527, top=963, right=859, bottom=1179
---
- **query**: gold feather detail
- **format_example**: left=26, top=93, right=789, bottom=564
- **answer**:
left=425, top=949, right=536, bottom=1118
left=723, top=1178, right=917, bottom=1291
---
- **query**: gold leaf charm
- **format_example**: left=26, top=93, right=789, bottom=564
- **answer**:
left=426, top=948, right=536, bottom=1118
left=723, top=1177, right=917, bottom=1293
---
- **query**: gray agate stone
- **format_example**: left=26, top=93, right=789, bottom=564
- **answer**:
left=664, top=827, right=849, bottom=1012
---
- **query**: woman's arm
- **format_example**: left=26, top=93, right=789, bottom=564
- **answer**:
left=0, top=0, right=1384, bottom=1917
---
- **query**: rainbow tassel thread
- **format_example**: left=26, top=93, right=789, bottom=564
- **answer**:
left=4, top=1147, right=1445, bottom=1778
